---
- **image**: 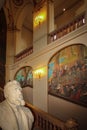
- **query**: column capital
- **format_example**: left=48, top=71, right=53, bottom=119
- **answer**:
left=7, top=24, right=20, bottom=32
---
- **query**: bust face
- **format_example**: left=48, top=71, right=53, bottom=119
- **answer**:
left=4, top=81, right=25, bottom=106
left=8, top=85, right=25, bottom=106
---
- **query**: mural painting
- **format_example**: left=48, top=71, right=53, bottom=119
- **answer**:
left=48, top=44, right=87, bottom=107
left=14, top=66, right=33, bottom=88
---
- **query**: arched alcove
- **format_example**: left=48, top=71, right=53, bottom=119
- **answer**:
left=15, top=4, right=33, bottom=54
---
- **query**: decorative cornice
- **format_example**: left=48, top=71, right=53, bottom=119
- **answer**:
left=7, top=24, right=20, bottom=31
left=33, top=0, right=46, bottom=11
left=12, top=0, right=24, bottom=6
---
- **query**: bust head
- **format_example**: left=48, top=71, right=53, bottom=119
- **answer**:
left=4, top=80, right=25, bottom=106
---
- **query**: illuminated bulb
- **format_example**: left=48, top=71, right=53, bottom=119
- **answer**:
left=34, top=15, right=44, bottom=25
left=63, top=8, right=66, bottom=12
left=35, top=69, right=44, bottom=79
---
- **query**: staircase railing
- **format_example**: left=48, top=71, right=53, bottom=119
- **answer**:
left=0, top=88, right=79, bottom=130
left=26, top=103, right=79, bottom=130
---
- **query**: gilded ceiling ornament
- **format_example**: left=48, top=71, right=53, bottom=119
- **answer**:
left=12, top=0, right=23, bottom=6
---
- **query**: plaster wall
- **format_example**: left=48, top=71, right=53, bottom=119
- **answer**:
left=4, top=0, right=87, bottom=129
left=22, top=87, right=33, bottom=104
left=9, top=24, right=87, bottom=114
left=48, top=95, right=87, bottom=130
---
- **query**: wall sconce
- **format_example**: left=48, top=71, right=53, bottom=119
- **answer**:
left=34, top=9, right=46, bottom=27
left=34, top=15, right=44, bottom=26
left=34, top=68, right=44, bottom=79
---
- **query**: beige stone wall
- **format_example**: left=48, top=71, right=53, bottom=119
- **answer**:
left=4, top=1, right=87, bottom=129
left=55, top=0, right=85, bottom=29
left=8, top=24, right=87, bottom=111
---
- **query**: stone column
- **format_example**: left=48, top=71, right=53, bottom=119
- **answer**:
left=85, top=0, right=87, bottom=22
left=33, top=0, right=55, bottom=52
left=5, top=29, right=16, bottom=82
left=48, top=0, right=54, bottom=33
left=33, top=0, right=48, bottom=52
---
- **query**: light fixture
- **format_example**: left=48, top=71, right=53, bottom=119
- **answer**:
left=34, top=9, right=46, bottom=27
left=82, top=18, right=85, bottom=24
left=34, top=68, right=44, bottom=79
left=63, top=8, right=66, bottom=12
left=34, top=15, right=44, bottom=25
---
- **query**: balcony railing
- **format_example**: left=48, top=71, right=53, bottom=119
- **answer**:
left=15, top=46, right=33, bottom=62
left=26, top=103, right=79, bottom=130
left=14, top=12, right=86, bottom=62
left=48, top=12, right=86, bottom=43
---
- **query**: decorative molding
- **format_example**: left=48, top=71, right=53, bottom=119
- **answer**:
left=12, top=0, right=23, bottom=6
left=33, top=0, right=46, bottom=11
left=7, top=24, right=20, bottom=31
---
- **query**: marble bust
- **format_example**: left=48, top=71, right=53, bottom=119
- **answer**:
left=0, top=80, right=34, bottom=130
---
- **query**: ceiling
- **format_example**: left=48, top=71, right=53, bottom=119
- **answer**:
left=0, top=0, right=83, bottom=14
left=29, top=0, right=82, bottom=17
left=33, top=0, right=83, bottom=19
left=0, top=0, right=83, bottom=19
left=0, top=0, right=83, bottom=31
left=23, top=0, right=83, bottom=31
left=54, top=0, right=83, bottom=18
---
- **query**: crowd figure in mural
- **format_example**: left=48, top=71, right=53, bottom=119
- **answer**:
left=15, top=67, right=33, bottom=88
left=48, top=59, right=87, bottom=104
left=19, top=70, right=33, bottom=88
